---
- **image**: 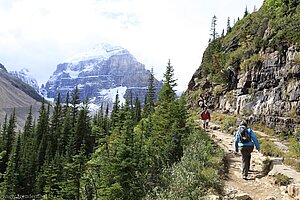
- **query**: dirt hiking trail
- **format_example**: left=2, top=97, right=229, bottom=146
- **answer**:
left=205, top=122, right=300, bottom=200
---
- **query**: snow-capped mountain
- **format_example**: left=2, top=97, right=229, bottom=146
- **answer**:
left=66, top=43, right=130, bottom=64
left=10, top=68, right=39, bottom=93
left=44, top=43, right=163, bottom=111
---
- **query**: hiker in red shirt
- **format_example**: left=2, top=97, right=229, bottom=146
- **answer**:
left=200, top=106, right=211, bottom=129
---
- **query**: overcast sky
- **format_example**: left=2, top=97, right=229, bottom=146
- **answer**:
left=0, top=0, right=264, bottom=91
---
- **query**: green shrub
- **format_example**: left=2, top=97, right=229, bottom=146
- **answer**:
left=283, top=127, right=300, bottom=171
left=225, top=92, right=235, bottom=106
left=221, top=116, right=237, bottom=134
left=262, top=157, right=272, bottom=174
left=284, top=158, right=300, bottom=172
left=240, top=54, right=263, bottom=72
left=251, top=124, right=275, bottom=136
left=211, top=112, right=227, bottom=125
left=225, top=47, right=245, bottom=67
left=155, top=129, right=224, bottom=199
left=273, top=173, right=291, bottom=186
left=288, top=107, right=297, bottom=118
left=213, top=85, right=224, bottom=96
left=260, top=138, right=284, bottom=157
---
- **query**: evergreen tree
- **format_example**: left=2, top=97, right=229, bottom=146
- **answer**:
left=61, top=147, right=86, bottom=200
left=0, top=110, right=17, bottom=177
left=143, top=59, right=179, bottom=187
left=4, top=135, right=21, bottom=197
left=18, top=106, right=37, bottom=195
left=50, top=93, right=63, bottom=158
left=158, top=59, right=177, bottom=103
left=59, top=91, right=72, bottom=156
left=253, top=5, right=257, bottom=12
left=74, top=100, right=93, bottom=156
left=86, top=98, right=143, bottom=199
left=71, top=86, right=80, bottom=130
left=133, top=97, right=141, bottom=125
left=226, top=17, right=232, bottom=34
left=244, top=6, right=249, bottom=17
left=36, top=99, right=50, bottom=169
left=0, top=114, right=8, bottom=175
left=60, top=108, right=72, bottom=156
left=66, top=87, right=81, bottom=159
left=92, top=104, right=104, bottom=145
left=62, top=91, right=70, bottom=117
left=111, top=92, right=120, bottom=129
left=210, top=15, right=218, bottom=42
left=104, top=104, right=110, bottom=136
left=143, top=68, right=156, bottom=117
left=42, top=152, right=63, bottom=199
left=114, top=98, right=143, bottom=199
left=6, top=110, right=17, bottom=159
left=168, top=95, right=189, bottom=163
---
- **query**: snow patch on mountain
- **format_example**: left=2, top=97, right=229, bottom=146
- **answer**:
left=66, top=68, right=81, bottom=79
left=66, top=43, right=129, bottom=63
left=88, top=86, right=127, bottom=114
left=10, top=68, right=39, bottom=92
left=98, top=86, right=127, bottom=105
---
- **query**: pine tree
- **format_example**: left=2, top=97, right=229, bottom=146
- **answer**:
left=115, top=98, right=143, bottom=199
left=168, top=95, right=189, bottom=163
left=60, top=108, right=72, bottom=156
left=36, top=99, right=50, bottom=169
left=61, top=146, right=86, bottom=200
left=226, top=17, right=232, bottom=34
left=143, top=68, right=156, bottom=117
left=74, top=106, right=92, bottom=155
left=4, top=135, right=21, bottom=197
left=158, top=59, right=177, bottom=103
left=49, top=93, right=63, bottom=158
left=89, top=98, right=143, bottom=199
left=144, top=59, right=179, bottom=186
left=133, top=97, right=141, bottom=125
left=111, top=92, right=120, bottom=129
left=0, top=110, right=17, bottom=177
left=65, top=87, right=81, bottom=159
left=43, top=152, right=63, bottom=199
left=71, top=86, right=80, bottom=130
left=18, top=106, right=37, bottom=195
left=0, top=114, right=8, bottom=175
left=244, top=6, right=249, bottom=17
left=210, top=15, right=218, bottom=42
left=253, top=5, right=257, bottom=12
left=6, top=110, right=17, bottom=158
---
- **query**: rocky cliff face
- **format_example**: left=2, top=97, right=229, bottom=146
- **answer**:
left=44, top=43, right=163, bottom=110
left=218, top=45, right=300, bottom=132
left=186, top=1, right=300, bottom=134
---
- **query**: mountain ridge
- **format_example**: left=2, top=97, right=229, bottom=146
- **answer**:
left=0, top=64, right=42, bottom=128
left=10, top=68, right=40, bottom=93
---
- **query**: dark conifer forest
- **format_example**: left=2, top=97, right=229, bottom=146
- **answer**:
left=0, top=60, right=224, bottom=199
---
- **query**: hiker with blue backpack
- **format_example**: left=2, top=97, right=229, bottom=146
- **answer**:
left=234, top=120, right=260, bottom=180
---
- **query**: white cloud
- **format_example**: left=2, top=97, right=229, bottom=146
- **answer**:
left=0, top=0, right=264, bottom=91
